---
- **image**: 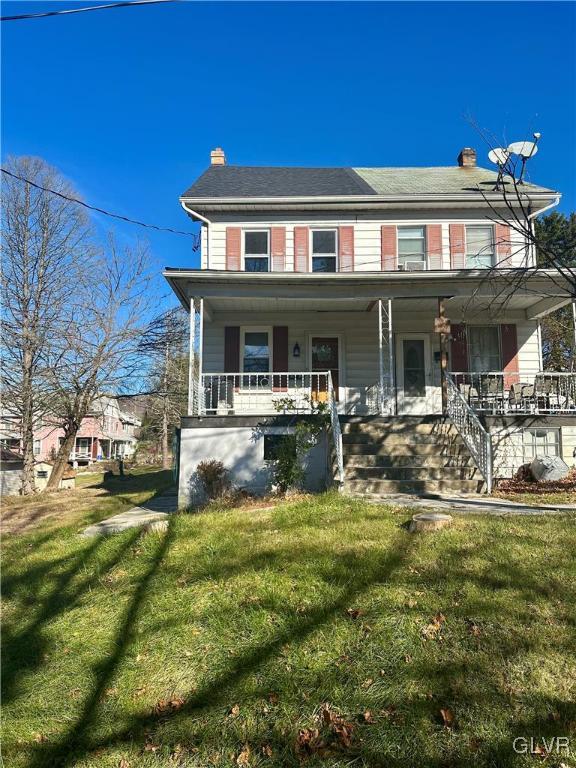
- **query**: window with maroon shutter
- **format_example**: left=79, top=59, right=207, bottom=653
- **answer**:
left=501, top=324, right=519, bottom=387
left=427, top=224, right=443, bottom=270
left=226, top=228, right=241, bottom=271
left=271, top=228, right=286, bottom=272
left=381, top=225, right=397, bottom=271
left=294, top=226, right=309, bottom=272
left=449, top=224, right=466, bottom=269
left=272, top=326, right=288, bottom=391
left=338, top=226, right=354, bottom=272
left=465, top=225, right=495, bottom=269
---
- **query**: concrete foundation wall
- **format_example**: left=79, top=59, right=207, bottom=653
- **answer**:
left=178, top=422, right=328, bottom=508
left=488, top=419, right=576, bottom=479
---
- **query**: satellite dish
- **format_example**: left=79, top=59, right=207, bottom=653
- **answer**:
left=508, top=141, right=539, bottom=159
left=488, top=148, right=510, bottom=166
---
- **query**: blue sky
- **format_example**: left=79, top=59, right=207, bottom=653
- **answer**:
left=2, top=0, right=575, bottom=289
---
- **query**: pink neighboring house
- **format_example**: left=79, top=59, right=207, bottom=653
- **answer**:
left=33, top=397, right=140, bottom=467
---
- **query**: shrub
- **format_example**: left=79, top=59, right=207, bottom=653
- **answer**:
left=196, top=459, right=229, bottom=499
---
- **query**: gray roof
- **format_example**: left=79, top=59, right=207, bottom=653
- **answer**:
left=181, top=164, right=555, bottom=199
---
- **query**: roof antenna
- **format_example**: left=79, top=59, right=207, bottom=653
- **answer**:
left=507, top=132, right=541, bottom=184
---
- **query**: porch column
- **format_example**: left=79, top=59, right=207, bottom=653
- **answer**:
left=188, top=297, right=204, bottom=416
left=378, top=299, right=395, bottom=415
left=573, top=301, right=576, bottom=368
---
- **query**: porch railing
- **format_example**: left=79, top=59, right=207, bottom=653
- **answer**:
left=446, top=373, right=493, bottom=493
left=450, top=372, right=576, bottom=415
left=327, top=373, right=344, bottom=485
left=199, top=372, right=331, bottom=415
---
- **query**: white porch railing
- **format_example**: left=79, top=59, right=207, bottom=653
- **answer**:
left=446, top=373, right=493, bottom=493
left=327, top=373, right=344, bottom=485
left=450, top=372, right=576, bottom=415
left=199, top=372, right=331, bottom=415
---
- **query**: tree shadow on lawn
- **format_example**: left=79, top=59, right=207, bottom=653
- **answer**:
left=22, top=512, right=576, bottom=768
left=2, top=528, right=142, bottom=706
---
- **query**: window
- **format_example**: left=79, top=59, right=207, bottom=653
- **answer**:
left=397, top=226, right=426, bottom=269
left=244, top=231, right=269, bottom=272
left=76, top=437, right=91, bottom=456
left=466, top=225, right=495, bottom=268
left=468, top=326, right=501, bottom=372
left=33, top=439, right=41, bottom=455
left=523, top=429, right=560, bottom=463
left=242, top=329, right=271, bottom=373
left=311, top=229, right=337, bottom=272
left=263, top=433, right=295, bottom=461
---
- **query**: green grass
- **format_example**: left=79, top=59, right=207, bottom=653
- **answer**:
left=2, top=492, right=576, bottom=767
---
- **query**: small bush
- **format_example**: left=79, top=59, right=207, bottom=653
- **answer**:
left=196, top=459, right=229, bottom=499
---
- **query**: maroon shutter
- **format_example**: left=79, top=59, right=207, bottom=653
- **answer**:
left=271, top=227, right=286, bottom=271
left=450, top=324, right=468, bottom=373
left=427, top=224, right=443, bottom=270
left=501, top=324, right=519, bottom=388
left=381, top=225, right=397, bottom=271
left=294, top=226, right=309, bottom=272
left=226, top=227, right=241, bottom=271
left=449, top=224, right=466, bottom=269
left=224, top=326, right=240, bottom=383
left=272, top=326, right=289, bottom=391
left=495, top=223, right=512, bottom=267
left=92, top=437, right=98, bottom=459
left=338, top=226, right=354, bottom=272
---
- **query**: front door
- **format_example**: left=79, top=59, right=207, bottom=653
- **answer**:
left=396, top=334, right=432, bottom=415
left=311, top=337, right=339, bottom=402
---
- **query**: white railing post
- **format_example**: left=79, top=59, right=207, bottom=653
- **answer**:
left=197, top=297, right=204, bottom=415
left=188, top=297, right=197, bottom=415
left=327, top=372, right=344, bottom=486
left=378, top=299, right=394, bottom=415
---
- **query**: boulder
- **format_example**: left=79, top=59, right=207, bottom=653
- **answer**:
left=530, top=456, right=569, bottom=482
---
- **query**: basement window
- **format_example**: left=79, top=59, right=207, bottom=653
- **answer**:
left=523, top=428, right=560, bottom=463
left=244, top=231, right=269, bottom=272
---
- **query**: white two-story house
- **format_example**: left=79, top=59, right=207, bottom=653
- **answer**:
left=166, top=147, right=575, bottom=506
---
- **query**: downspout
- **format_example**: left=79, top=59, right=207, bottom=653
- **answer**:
left=526, top=195, right=560, bottom=266
left=180, top=200, right=212, bottom=269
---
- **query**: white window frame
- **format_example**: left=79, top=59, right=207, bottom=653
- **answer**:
left=240, top=326, right=273, bottom=390
left=397, top=225, right=427, bottom=270
left=467, top=325, right=502, bottom=373
left=465, top=224, right=496, bottom=269
left=33, top=439, right=41, bottom=456
left=522, top=428, right=561, bottom=463
left=242, top=229, right=270, bottom=272
left=310, top=228, right=338, bottom=273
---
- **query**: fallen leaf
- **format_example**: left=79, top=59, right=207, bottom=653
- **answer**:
left=422, top=613, right=446, bottom=640
left=362, top=710, right=375, bottom=723
left=361, top=678, right=374, bottom=689
left=267, top=692, right=279, bottom=704
left=153, top=696, right=185, bottom=715
left=144, top=742, right=160, bottom=752
left=236, top=745, right=250, bottom=766
left=404, top=654, right=413, bottom=663
left=346, top=607, right=364, bottom=620
left=440, top=708, right=455, bottom=729
left=119, top=760, right=130, bottom=768
left=33, top=733, right=47, bottom=743
left=106, top=687, right=119, bottom=697
left=134, top=686, right=147, bottom=698
left=295, top=728, right=323, bottom=757
left=466, top=619, right=481, bottom=637
left=261, top=744, right=273, bottom=757
left=68, top=688, right=82, bottom=699
left=228, top=704, right=240, bottom=718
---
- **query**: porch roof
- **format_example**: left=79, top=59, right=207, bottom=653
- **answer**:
left=164, top=268, right=572, bottom=321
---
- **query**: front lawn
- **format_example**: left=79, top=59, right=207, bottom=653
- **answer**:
left=2, top=493, right=575, bottom=767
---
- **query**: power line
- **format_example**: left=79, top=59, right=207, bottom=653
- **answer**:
left=1, top=167, right=200, bottom=248
left=1, top=0, right=179, bottom=22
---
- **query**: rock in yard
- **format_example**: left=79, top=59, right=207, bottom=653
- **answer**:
left=408, top=512, right=453, bottom=532
left=530, top=456, right=569, bottom=482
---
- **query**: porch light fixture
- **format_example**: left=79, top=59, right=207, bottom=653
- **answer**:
left=293, top=342, right=301, bottom=358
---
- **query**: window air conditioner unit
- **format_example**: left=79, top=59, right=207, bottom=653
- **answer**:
left=402, top=261, right=426, bottom=272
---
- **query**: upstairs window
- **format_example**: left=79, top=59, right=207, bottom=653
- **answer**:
left=468, top=326, right=501, bottom=372
left=466, top=225, right=495, bottom=268
left=311, top=229, right=337, bottom=272
left=244, top=231, right=269, bottom=272
left=398, top=226, right=426, bottom=270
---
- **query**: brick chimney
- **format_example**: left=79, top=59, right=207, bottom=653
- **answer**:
left=210, top=147, right=226, bottom=166
left=457, top=147, right=476, bottom=168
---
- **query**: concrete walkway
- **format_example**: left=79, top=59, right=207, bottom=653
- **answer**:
left=81, top=488, right=178, bottom=536
left=355, top=492, right=575, bottom=516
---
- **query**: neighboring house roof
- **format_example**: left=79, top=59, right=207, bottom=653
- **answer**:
left=181, top=164, right=555, bottom=199
left=1, top=447, right=24, bottom=464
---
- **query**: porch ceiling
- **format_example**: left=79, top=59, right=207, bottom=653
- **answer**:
left=164, top=269, right=573, bottom=321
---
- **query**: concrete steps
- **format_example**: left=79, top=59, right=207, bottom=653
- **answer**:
left=340, top=416, right=483, bottom=496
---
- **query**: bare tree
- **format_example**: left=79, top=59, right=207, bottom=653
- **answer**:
left=43, top=235, right=156, bottom=490
left=137, top=307, right=188, bottom=468
left=1, top=156, right=91, bottom=493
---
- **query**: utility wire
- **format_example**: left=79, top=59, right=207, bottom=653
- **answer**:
left=1, top=0, right=179, bottom=22
left=1, top=167, right=200, bottom=248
